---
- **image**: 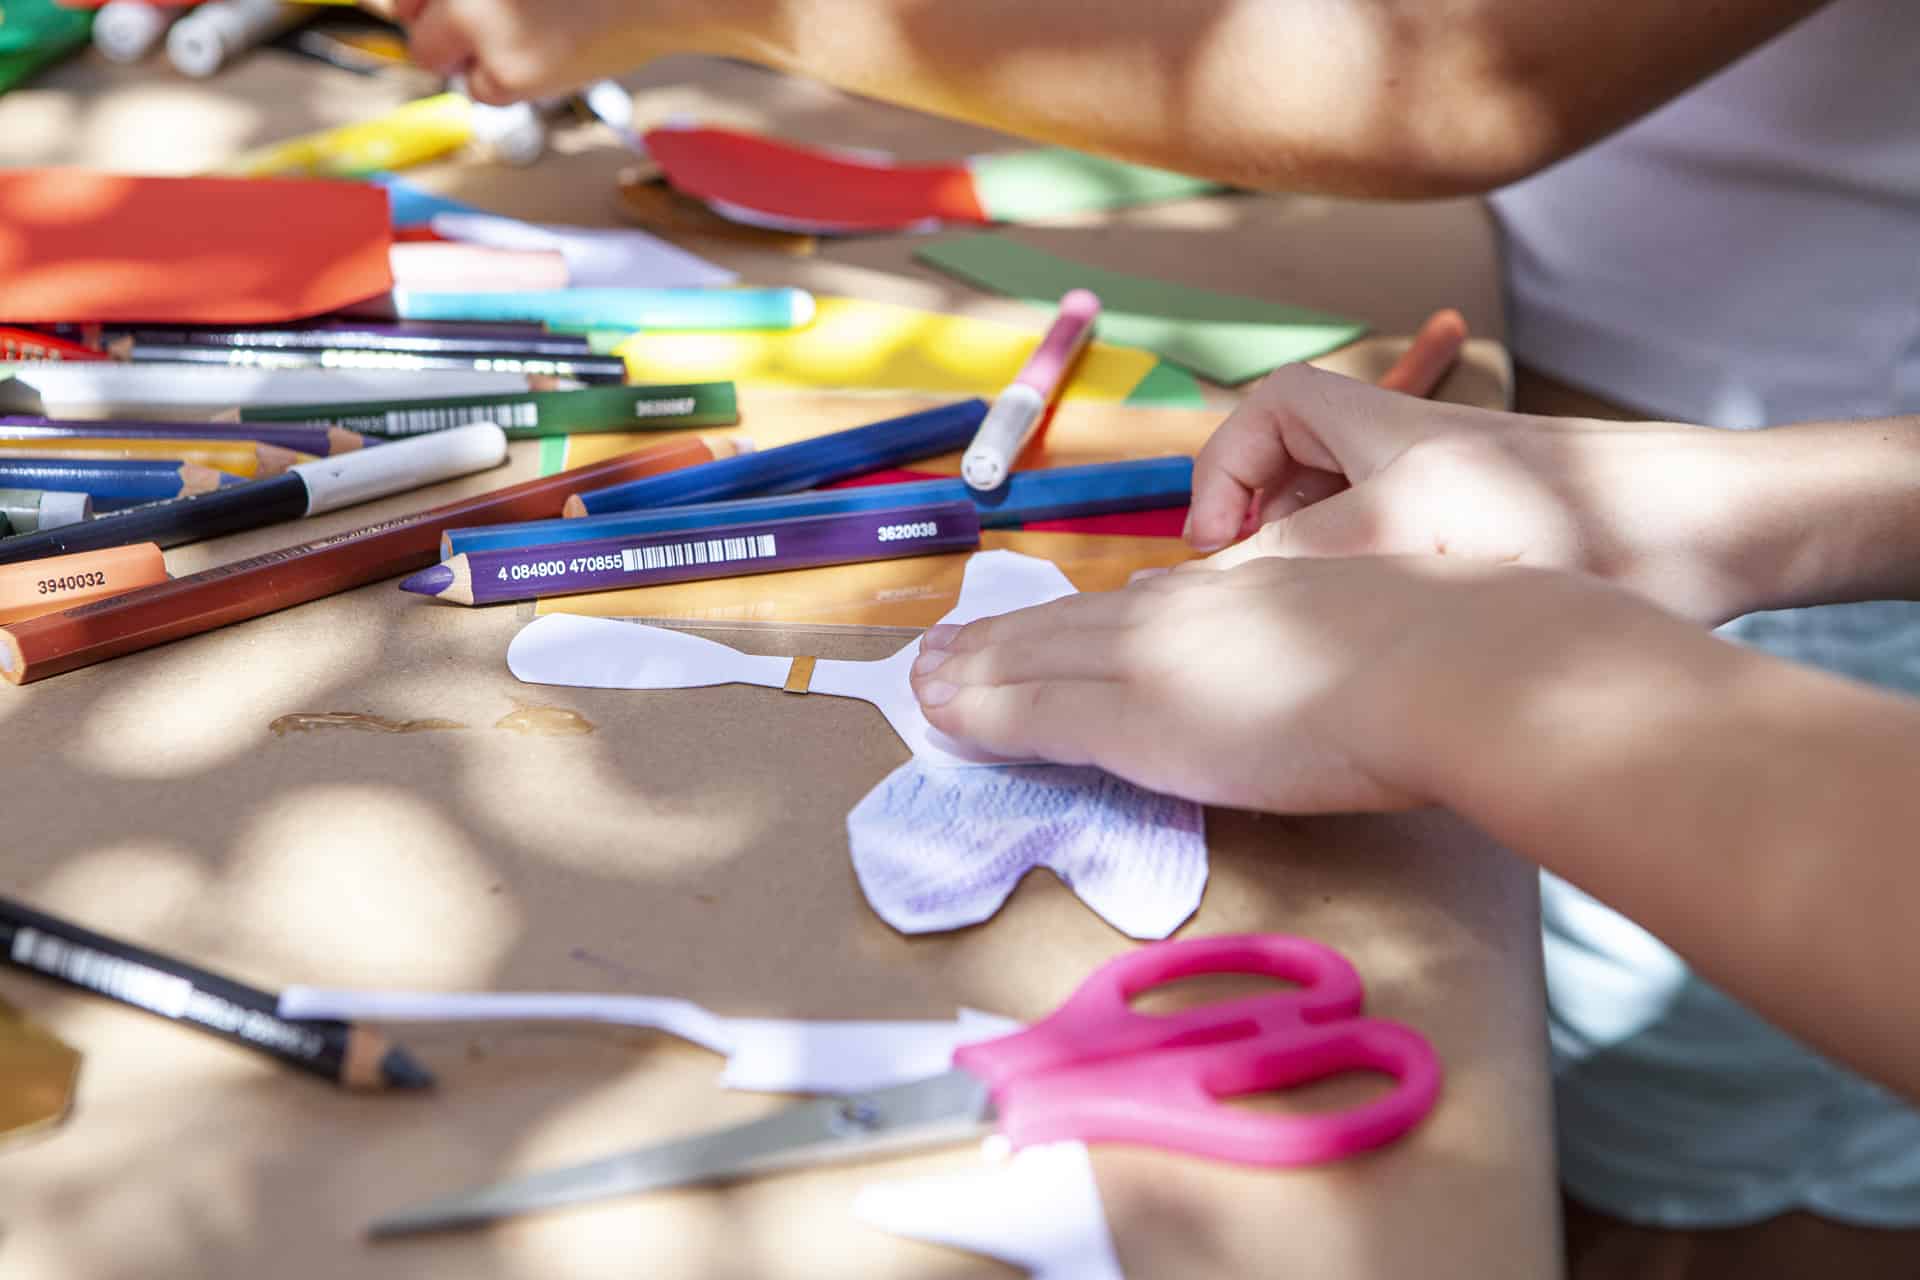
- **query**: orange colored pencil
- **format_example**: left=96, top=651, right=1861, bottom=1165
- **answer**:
left=0, top=437, right=300, bottom=477
left=0, top=543, right=168, bottom=625
left=1378, top=308, right=1469, bottom=396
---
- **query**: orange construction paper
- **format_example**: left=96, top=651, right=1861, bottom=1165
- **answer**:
left=644, top=127, right=988, bottom=232
left=0, top=170, right=393, bottom=325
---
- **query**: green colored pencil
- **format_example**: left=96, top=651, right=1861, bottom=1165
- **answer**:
left=239, top=382, right=738, bottom=440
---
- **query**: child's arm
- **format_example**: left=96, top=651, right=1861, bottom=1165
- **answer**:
left=383, top=0, right=1829, bottom=196
left=1185, top=363, right=1920, bottom=626
left=910, top=557, right=1920, bottom=1102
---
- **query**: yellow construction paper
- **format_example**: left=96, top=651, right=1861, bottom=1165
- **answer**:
left=615, top=296, right=1157, bottom=401
left=535, top=530, right=1198, bottom=627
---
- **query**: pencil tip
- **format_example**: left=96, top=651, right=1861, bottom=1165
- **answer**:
left=379, top=1046, right=436, bottom=1090
left=399, top=564, right=455, bottom=597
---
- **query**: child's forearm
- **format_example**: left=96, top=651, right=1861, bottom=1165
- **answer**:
left=1721, top=417, right=1920, bottom=616
left=1374, top=580, right=1920, bottom=1100
left=689, top=0, right=1824, bottom=197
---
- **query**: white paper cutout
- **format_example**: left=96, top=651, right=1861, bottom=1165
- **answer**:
left=277, top=988, right=1018, bottom=1094
left=429, top=211, right=738, bottom=289
left=853, top=1140, right=1125, bottom=1280
left=507, top=550, right=1079, bottom=766
left=848, top=761, right=1207, bottom=939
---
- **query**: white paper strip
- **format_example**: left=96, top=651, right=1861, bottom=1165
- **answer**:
left=277, top=988, right=1019, bottom=1094
left=508, top=550, right=1079, bottom=766
left=853, top=1140, right=1125, bottom=1280
left=430, top=211, right=738, bottom=290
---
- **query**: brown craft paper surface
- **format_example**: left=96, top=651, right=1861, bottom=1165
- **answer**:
left=0, top=52, right=1556, bottom=1280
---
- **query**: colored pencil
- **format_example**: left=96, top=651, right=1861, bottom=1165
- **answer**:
left=443, top=456, right=1193, bottom=558
left=0, top=487, right=91, bottom=533
left=962, top=288, right=1101, bottom=492
left=0, top=327, right=105, bottom=362
left=0, top=437, right=298, bottom=479
left=106, top=320, right=585, bottom=356
left=0, top=457, right=228, bottom=505
left=567, top=399, right=988, bottom=518
left=111, top=339, right=631, bottom=385
left=0, top=416, right=363, bottom=458
left=0, top=424, right=509, bottom=564
left=1379, top=307, right=1469, bottom=395
left=0, top=435, right=731, bottom=684
left=239, top=382, right=738, bottom=440
left=0, top=543, right=167, bottom=624
left=369, top=286, right=816, bottom=332
left=0, top=896, right=433, bottom=1092
left=406, top=501, right=982, bottom=605
left=0, top=365, right=539, bottom=417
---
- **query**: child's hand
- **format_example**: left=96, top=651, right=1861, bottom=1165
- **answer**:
left=910, top=554, right=1660, bottom=815
left=369, top=0, right=691, bottom=102
left=1184, top=363, right=1765, bottom=625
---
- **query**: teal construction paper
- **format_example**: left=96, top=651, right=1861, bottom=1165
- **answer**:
left=917, top=234, right=1368, bottom=385
left=969, top=149, right=1222, bottom=222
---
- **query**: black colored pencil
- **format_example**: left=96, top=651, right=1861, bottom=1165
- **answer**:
left=0, top=896, right=433, bottom=1091
left=114, top=340, right=631, bottom=385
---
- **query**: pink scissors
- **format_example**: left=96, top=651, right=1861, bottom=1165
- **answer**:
left=372, top=933, right=1442, bottom=1237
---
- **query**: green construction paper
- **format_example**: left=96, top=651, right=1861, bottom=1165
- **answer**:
left=0, top=0, right=89, bottom=94
left=1123, top=361, right=1207, bottom=408
left=917, top=233, right=1368, bottom=385
left=969, top=148, right=1223, bottom=222
left=0, top=0, right=91, bottom=53
left=538, top=434, right=568, bottom=477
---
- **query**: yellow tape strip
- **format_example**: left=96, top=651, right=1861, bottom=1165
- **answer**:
left=783, top=655, right=817, bottom=694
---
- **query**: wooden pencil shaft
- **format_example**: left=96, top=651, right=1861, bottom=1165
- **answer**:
left=0, top=896, right=354, bottom=1084
left=0, top=416, right=362, bottom=456
left=0, top=437, right=293, bottom=476
left=0, top=543, right=166, bottom=624
left=121, top=341, right=630, bottom=384
left=109, top=321, right=585, bottom=355
left=0, top=474, right=310, bottom=563
left=0, top=457, right=212, bottom=502
left=0, top=436, right=721, bottom=683
left=241, top=381, right=737, bottom=439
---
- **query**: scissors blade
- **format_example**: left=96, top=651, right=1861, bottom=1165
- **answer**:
left=369, top=1068, right=993, bottom=1238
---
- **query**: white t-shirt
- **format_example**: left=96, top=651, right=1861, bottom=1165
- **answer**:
left=1489, top=0, right=1920, bottom=1228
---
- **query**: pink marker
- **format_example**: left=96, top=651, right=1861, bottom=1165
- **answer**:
left=962, top=288, right=1101, bottom=491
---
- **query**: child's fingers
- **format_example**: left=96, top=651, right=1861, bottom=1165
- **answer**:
left=403, top=1, right=475, bottom=76
left=916, top=676, right=1129, bottom=768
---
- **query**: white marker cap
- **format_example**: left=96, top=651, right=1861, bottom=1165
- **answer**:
left=94, top=0, right=174, bottom=64
left=292, top=422, right=508, bottom=515
left=36, top=491, right=92, bottom=530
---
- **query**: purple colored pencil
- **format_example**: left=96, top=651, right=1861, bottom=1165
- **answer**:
left=103, top=320, right=589, bottom=357
left=401, top=500, right=982, bottom=606
left=0, top=417, right=364, bottom=457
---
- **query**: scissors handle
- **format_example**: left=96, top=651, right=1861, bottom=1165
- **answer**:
left=991, top=1018, right=1441, bottom=1165
left=955, top=933, right=1366, bottom=1090
left=953, top=934, right=1442, bottom=1166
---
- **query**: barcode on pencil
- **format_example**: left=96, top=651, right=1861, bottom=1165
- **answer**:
left=380, top=401, right=539, bottom=435
left=10, top=927, right=193, bottom=1017
left=620, top=534, right=777, bottom=573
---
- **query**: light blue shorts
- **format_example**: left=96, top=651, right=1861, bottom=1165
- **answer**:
left=1545, top=600, right=1920, bottom=1227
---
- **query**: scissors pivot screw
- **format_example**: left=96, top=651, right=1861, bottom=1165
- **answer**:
left=829, top=1100, right=884, bottom=1136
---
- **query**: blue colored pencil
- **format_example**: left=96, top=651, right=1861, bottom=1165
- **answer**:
left=444, top=456, right=1192, bottom=558
left=0, top=457, right=229, bottom=505
left=388, top=287, right=815, bottom=332
left=564, top=400, right=989, bottom=518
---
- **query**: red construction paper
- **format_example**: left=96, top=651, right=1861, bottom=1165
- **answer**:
left=643, top=127, right=988, bottom=232
left=0, top=171, right=394, bottom=325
